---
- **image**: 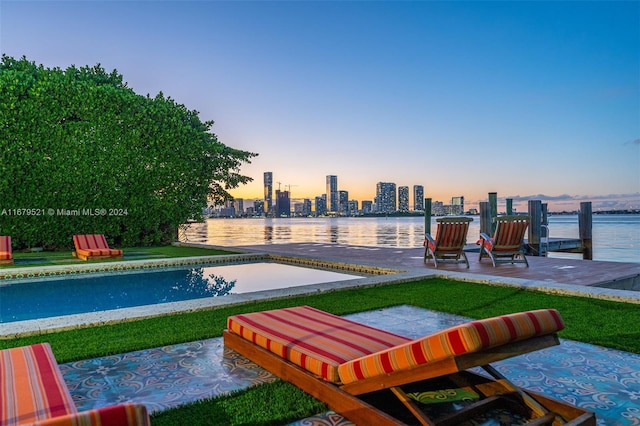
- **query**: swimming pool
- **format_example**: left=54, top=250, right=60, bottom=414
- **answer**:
left=0, top=261, right=362, bottom=324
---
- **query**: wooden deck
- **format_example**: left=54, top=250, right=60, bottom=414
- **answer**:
left=234, top=242, right=640, bottom=290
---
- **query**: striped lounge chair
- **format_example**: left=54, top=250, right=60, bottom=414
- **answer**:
left=424, top=217, right=473, bottom=268
left=72, top=234, right=123, bottom=261
left=0, top=235, right=13, bottom=265
left=478, top=215, right=530, bottom=267
left=224, top=306, right=595, bottom=425
left=0, top=343, right=149, bottom=426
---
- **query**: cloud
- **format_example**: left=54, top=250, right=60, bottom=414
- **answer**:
left=503, top=193, right=639, bottom=203
left=468, top=193, right=640, bottom=212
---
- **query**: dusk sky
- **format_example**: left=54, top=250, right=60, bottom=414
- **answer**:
left=2, top=1, right=638, bottom=211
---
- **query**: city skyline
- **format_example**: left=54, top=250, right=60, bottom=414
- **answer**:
left=2, top=1, right=638, bottom=212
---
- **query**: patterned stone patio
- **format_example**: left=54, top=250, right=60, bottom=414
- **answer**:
left=59, top=306, right=640, bottom=426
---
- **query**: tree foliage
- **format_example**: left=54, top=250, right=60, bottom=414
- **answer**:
left=0, top=55, right=256, bottom=249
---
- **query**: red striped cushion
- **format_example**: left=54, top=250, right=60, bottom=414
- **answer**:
left=337, top=309, right=564, bottom=384
left=493, top=221, right=529, bottom=251
left=73, top=234, right=109, bottom=250
left=0, top=235, right=12, bottom=260
left=73, top=235, right=122, bottom=258
left=25, top=403, right=150, bottom=426
left=0, top=343, right=77, bottom=426
left=227, top=306, right=410, bottom=383
left=435, top=222, right=469, bottom=251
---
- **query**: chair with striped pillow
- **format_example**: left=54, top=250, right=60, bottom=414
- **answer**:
left=224, top=305, right=594, bottom=425
left=0, top=235, right=13, bottom=265
left=478, top=215, right=530, bottom=267
left=72, top=234, right=123, bottom=261
left=0, top=343, right=149, bottom=426
left=424, top=217, right=473, bottom=268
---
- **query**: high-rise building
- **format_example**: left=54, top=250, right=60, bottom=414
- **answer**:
left=315, top=195, right=327, bottom=216
left=233, top=198, right=244, bottom=216
left=375, top=182, right=397, bottom=213
left=302, top=199, right=312, bottom=216
left=413, top=185, right=424, bottom=211
left=361, top=200, right=373, bottom=213
left=253, top=200, right=264, bottom=216
left=398, top=186, right=409, bottom=212
left=326, top=175, right=338, bottom=213
left=275, top=190, right=290, bottom=217
left=339, top=190, right=349, bottom=215
left=451, top=196, right=464, bottom=215
left=348, top=200, right=358, bottom=216
left=263, top=172, right=273, bottom=216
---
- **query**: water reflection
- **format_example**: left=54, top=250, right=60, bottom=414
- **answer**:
left=183, top=268, right=236, bottom=297
left=179, top=216, right=639, bottom=263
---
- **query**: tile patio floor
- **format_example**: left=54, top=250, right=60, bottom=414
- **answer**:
left=59, top=306, right=640, bottom=426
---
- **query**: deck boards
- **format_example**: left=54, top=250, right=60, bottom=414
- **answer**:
left=235, top=242, right=640, bottom=288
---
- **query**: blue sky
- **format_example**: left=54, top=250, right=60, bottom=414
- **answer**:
left=2, top=1, right=638, bottom=211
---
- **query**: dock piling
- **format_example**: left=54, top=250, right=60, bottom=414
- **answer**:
left=479, top=201, right=491, bottom=236
left=579, top=202, right=593, bottom=260
left=424, top=198, right=432, bottom=235
left=528, top=200, right=543, bottom=255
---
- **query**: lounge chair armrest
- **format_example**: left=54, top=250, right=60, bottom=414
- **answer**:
left=424, top=233, right=436, bottom=246
left=479, top=233, right=492, bottom=242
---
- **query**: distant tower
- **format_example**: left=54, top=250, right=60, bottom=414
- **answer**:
left=413, top=185, right=424, bottom=211
left=264, top=172, right=273, bottom=216
left=339, top=190, right=349, bottom=215
left=398, top=186, right=409, bottom=212
left=315, top=195, right=327, bottom=216
left=326, top=175, right=338, bottom=213
left=451, top=196, right=465, bottom=215
left=275, top=189, right=291, bottom=217
left=375, top=182, right=397, bottom=214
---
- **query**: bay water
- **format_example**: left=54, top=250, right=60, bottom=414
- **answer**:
left=181, top=215, right=640, bottom=263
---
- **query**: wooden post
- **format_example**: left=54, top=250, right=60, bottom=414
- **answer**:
left=579, top=202, right=593, bottom=260
left=479, top=201, right=491, bottom=236
left=489, top=192, right=498, bottom=234
left=424, top=198, right=432, bottom=235
left=528, top=200, right=542, bottom=256
left=506, top=198, right=513, bottom=215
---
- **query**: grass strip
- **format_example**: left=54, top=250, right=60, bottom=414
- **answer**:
left=2, top=278, right=638, bottom=425
left=7, top=245, right=238, bottom=267
left=2, top=279, right=638, bottom=357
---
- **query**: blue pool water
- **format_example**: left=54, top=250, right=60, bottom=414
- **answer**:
left=0, top=262, right=361, bottom=323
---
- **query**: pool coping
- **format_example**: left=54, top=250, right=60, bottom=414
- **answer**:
left=0, top=254, right=414, bottom=339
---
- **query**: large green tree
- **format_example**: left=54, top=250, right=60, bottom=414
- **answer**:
left=0, top=55, right=256, bottom=249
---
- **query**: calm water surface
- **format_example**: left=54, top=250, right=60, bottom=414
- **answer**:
left=181, top=215, right=640, bottom=263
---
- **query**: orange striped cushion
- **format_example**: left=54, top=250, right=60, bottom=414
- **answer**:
left=227, top=306, right=410, bottom=383
left=337, top=309, right=564, bottom=384
left=26, top=403, right=150, bottom=426
left=75, top=248, right=123, bottom=258
left=0, top=235, right=12, bottom=260
left=0, top=343, right=77, bottom=426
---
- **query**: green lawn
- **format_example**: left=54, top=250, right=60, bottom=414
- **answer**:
left=2, top=251, right=638, bottom=425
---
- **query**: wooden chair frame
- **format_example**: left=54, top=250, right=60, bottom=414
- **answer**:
left=479, top=215, right=530, bottom=267
left=424, top=217, right=473, bottom=268
left=223, top=330, right=595, bottom=426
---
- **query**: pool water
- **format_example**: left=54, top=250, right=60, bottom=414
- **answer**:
left=0, top=262, right=362, bottom=323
